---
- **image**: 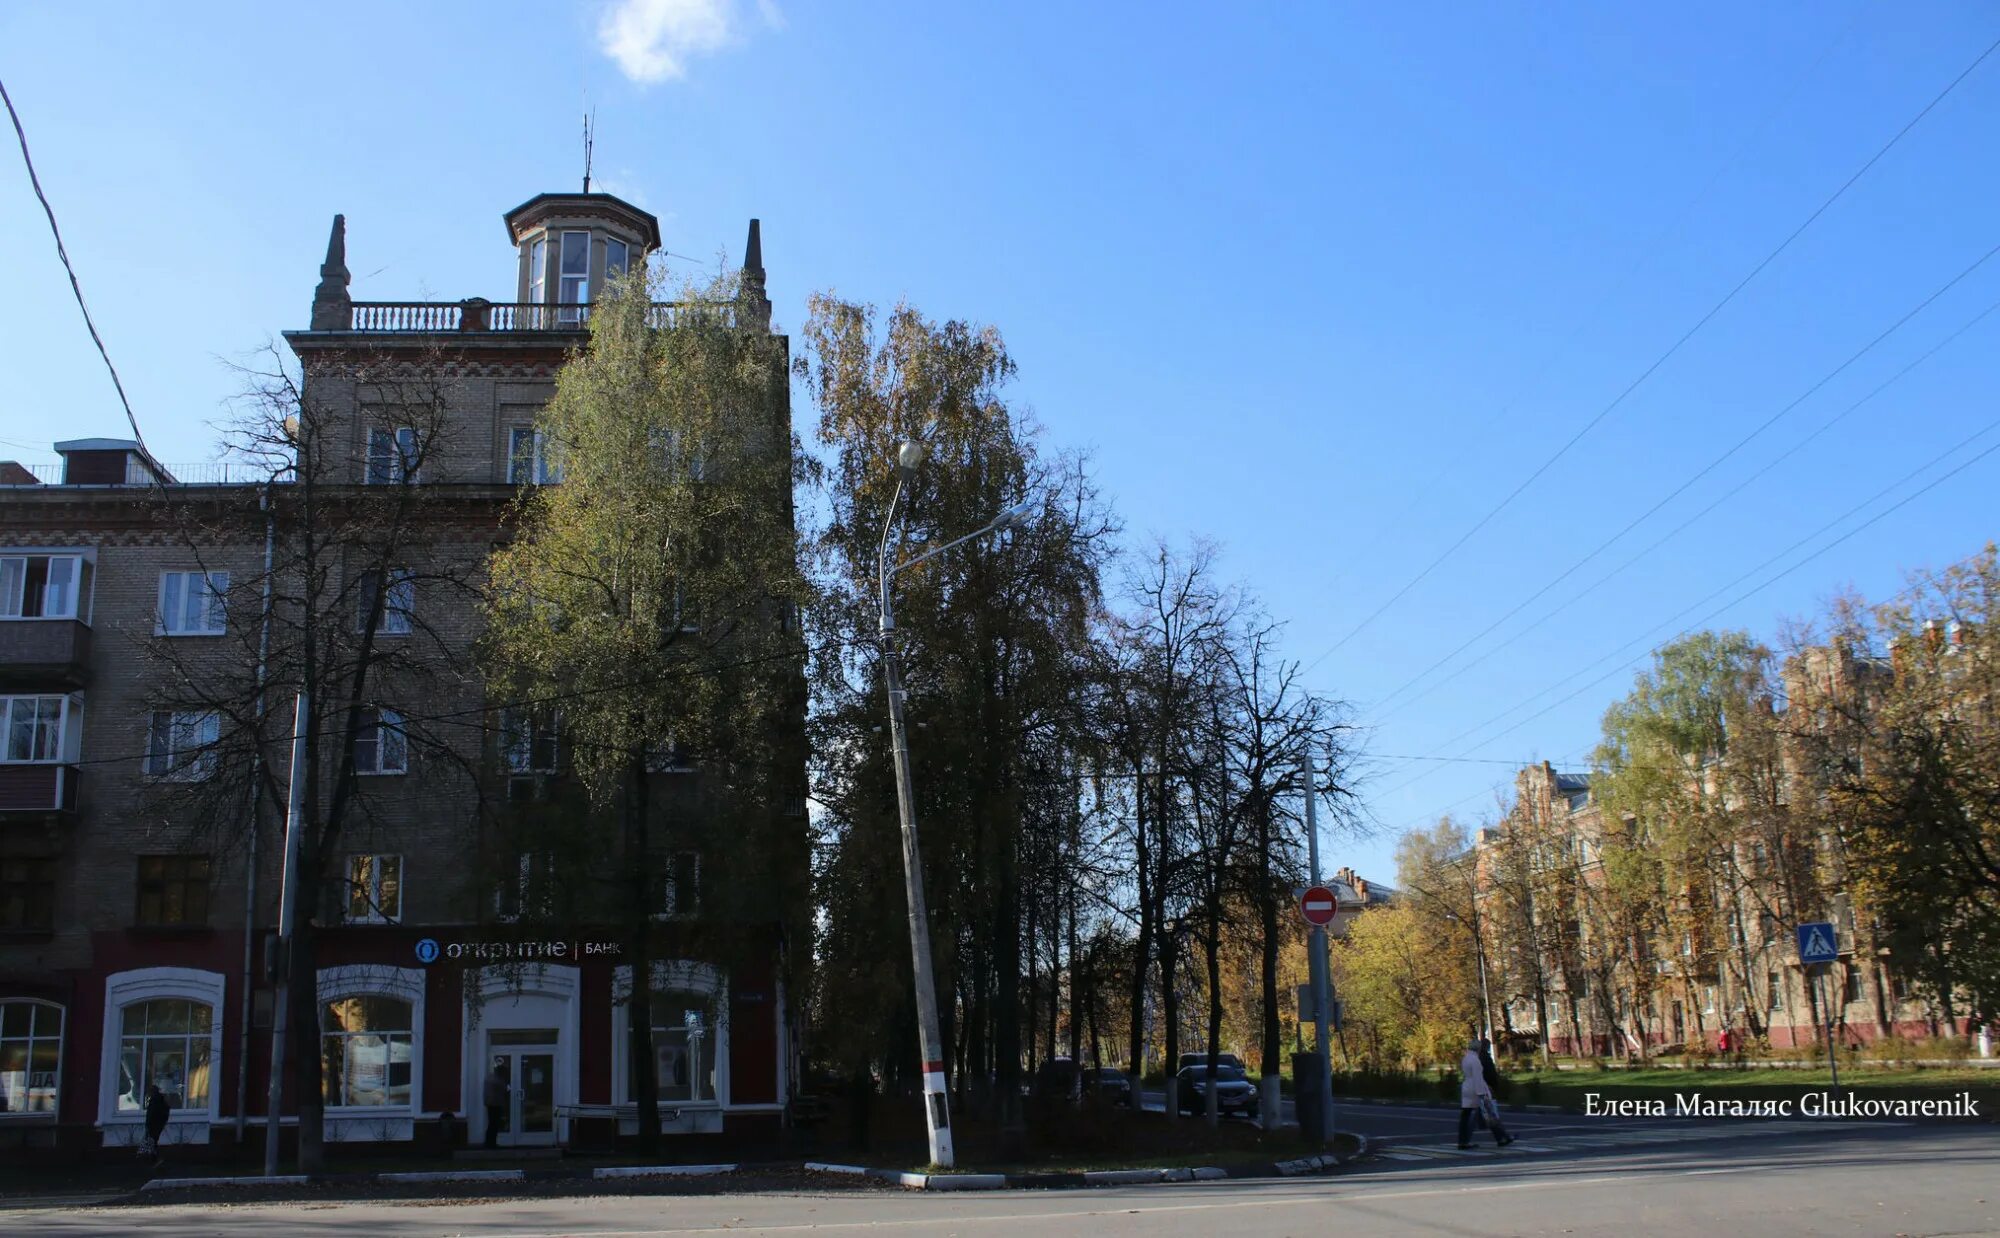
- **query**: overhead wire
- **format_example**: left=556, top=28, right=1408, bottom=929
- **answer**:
left=1, top=76, right=151, bottom=457
left=1362, top=240, right=2000, bottom=718
left=1375, top=433, right=2000, bottom=809
left=1300, top=30, right=2000, bottom=677
left=1368, top=288, right=2000, bottom=727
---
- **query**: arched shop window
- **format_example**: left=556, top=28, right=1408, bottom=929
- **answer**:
left=322, top=995, right=414, bottom=1108
left=647, top=989, right=717, bottom=1103
left=117, top=999, right=213, bottom=1112
left=0, top=1000, right=63, bottom=1115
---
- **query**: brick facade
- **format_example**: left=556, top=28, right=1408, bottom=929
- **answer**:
left=0, top=191, right=809, bottom=1160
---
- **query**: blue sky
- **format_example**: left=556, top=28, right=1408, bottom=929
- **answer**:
left=3, top=2, right=1997, bottom=885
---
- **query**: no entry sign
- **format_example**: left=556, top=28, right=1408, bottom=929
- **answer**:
left=1300, top=885, right=1339, bottom=926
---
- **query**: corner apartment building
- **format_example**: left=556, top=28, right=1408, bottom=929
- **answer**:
left=0, top=189, right=810, bottom=1158
left=1484, top=713, right=1969, bottom=1058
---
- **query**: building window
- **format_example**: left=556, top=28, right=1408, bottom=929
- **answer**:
left=365, top=427, right=420, bottom=485
left=660, top=852, right=698, bottom=918
left=0, top=553, right=87, bottom=621
left=605, top=238, right=630, bottom=287
left=0, top=1000, right=63, bottom=1114
left=500, top=709, right=560, bottom=774
left=145, top=710, right=219, bottom=781
left=644, top=989, right=717, bottom=1103
left=645, top=739, right=694, bottom=773
left=1670, top=1000, right=1685, bottom=1043
left=345, top=855, right=403, bottom=923
left=0, top=858, right=57, bottom=931
left=351, top=708, right=407, bottom=776
left=1766, top=971, right=1783, bottom=1012
left=507, top=429, right=562, bottom=485
left=3, top=696, right=67, bottom=763
left=529, top=237, right=547, bottom=306
left=135, top=856, right=211, bottom=927
left=358, top=569, right=415, bottom=636
left=1842, top=966, right=1862, bottom=1006
left=320, top=996, right=413, bottom=1108
left=157, top=571, right=227, bottom=636
left=1702, top=984, right=1717, bottom=1015
left=557, top=231, right=589, bottom=323
left=495, top=851, right=556, bottom=921
left=116, top=999, right=213, bottom=1112
left=1890, top=970, right=1912, bottom=1001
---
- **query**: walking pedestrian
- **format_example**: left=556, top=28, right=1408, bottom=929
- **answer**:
left=483, top=1059, right=509, bottom=1150
left=1459, top=1038, right=1513, bottom=1149
left=141, top=1083, right=170, bottom=1166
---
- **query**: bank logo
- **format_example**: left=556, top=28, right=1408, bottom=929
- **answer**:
left=415, top=937, right=441, bottom=964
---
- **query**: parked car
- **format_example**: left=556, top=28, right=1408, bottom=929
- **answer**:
left=1175, top=1063, right=1257, bottom=1117
left=1080, top=1066, right=1132, bottom=1105
left=1175, top=1051, right=1245, bottom=1074
left=1032, top=1056, right=1079, bottom=1099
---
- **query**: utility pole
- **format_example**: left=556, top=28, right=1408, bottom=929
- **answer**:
left=264, top=693, right=309, bottom=1176
left=1302, top=760, right=1336, bottom=1144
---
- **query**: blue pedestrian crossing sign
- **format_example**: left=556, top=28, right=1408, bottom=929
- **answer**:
left=1796, top=921, right=1839, bottom=964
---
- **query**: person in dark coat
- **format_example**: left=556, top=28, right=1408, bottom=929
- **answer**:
left=142, top=1084, right=170, bottom=1165
left=483, top=1060, right=509, bottom=1149
left=1478, top=1037, right=1502, bottom=1092
left=1459, top=1039, right=1513, bottom=1149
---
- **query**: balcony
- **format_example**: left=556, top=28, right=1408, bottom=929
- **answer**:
left=345, top=301, right=736, bottom=333
left=0, top=764, right=79, bottom=815
left=0, top=620, right=90, bottom=689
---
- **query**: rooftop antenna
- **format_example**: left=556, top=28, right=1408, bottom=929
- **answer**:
left=582, top=108, right=595, bottom=194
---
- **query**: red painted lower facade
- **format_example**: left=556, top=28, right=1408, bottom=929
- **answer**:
left=0, top=921, right=793, bottom=1161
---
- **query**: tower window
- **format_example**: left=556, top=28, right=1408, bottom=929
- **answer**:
left=605, top=238, right=630, bottom=287
left=558, top=231, right=589, bottom=324
left=529, top=238, right=547, bottom=306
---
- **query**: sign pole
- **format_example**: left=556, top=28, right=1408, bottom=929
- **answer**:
left=1795, top=921, right=1841, bottom=1095
left=1302, top=762, right=1335, bottom=1145
left=1821, top=967, right=1840, bottom=1092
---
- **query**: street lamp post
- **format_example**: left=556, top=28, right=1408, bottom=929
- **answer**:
left=877, top=441, right=1034, bottom=1170
left=1445, top=905, right=1496, bottom=1047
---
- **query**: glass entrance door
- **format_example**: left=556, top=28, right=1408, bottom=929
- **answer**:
left=488, top=1029, right=560, bottom=1147
left=515, top=1051, right=555, bottom=1142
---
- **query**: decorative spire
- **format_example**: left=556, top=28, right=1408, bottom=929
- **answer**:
left=737, top=217, right=771, bottom=331
left=310, top=214, right=352, bottom=330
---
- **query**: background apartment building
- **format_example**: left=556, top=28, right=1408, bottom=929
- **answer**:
left=0, top=190, right=810, bottom=1159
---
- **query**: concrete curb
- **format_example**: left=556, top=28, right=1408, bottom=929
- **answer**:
left=140, top=1175, right=309, bottom=1191
left=379, top=1170, right=525, bottom=1184
left=805, top=1144, right=1355, bottom=1191
left=593, top=1163, right=740, bottom=1180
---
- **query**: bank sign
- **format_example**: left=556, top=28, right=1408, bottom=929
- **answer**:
left=414, top=937, right=623, bottom=965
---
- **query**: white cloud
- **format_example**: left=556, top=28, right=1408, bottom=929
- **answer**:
left=598, top=0, right=742, bottom=84
left=755, top=0, right=787, bottom=31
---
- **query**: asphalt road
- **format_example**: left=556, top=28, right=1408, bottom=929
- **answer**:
left=12, top=1120, right=1995, bottom=1236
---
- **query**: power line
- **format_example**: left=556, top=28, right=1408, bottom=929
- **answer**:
left=1, top=76, right=150, bottom=456
left=1376, top=431, right=2000, bottom=807
left=1363, top=241, right=2000, bottom=719
left=1338, top=2, right=1874, bottom=575
left=1369, top=289, right=2000, bottom=727
left=1301, top=30, right=2000, bottom=677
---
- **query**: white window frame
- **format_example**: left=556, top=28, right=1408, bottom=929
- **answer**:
left=316, top=965, right=425, bottom=1122
left=366, top=427, right=421, bottom=485
left=98, top=968, right=226, bottom=1140
left=507, top=428, right=562, bottom=485
left=352, top=707, right=408, bottom=777
left=557, top=230, right=590, bottom=324
left=358, top=569, right=415, bottom=637
left=494, top=851, right=557, bottom=922
left=0, top=553, right=88, bottom=622
left=145, top=710, right=220, bottom=781
left=0, top=998, right=65, bottom=1119
left=610, top=961, right=729, bottom=1111
left=603, top=238, right=631, bottom=292
left=2, top=694, right=76, bottom=764
left=156, top=570, right=228, bottom=636
left=529, top=237, right=548, bottom=306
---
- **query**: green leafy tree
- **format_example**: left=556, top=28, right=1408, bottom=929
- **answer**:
left=483, top=267, right=807, bottom=1151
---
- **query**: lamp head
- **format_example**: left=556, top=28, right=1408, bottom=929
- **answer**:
left=993, top=497, right=1037, bottom=531
left=896, top=441, right=927, bottom=474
